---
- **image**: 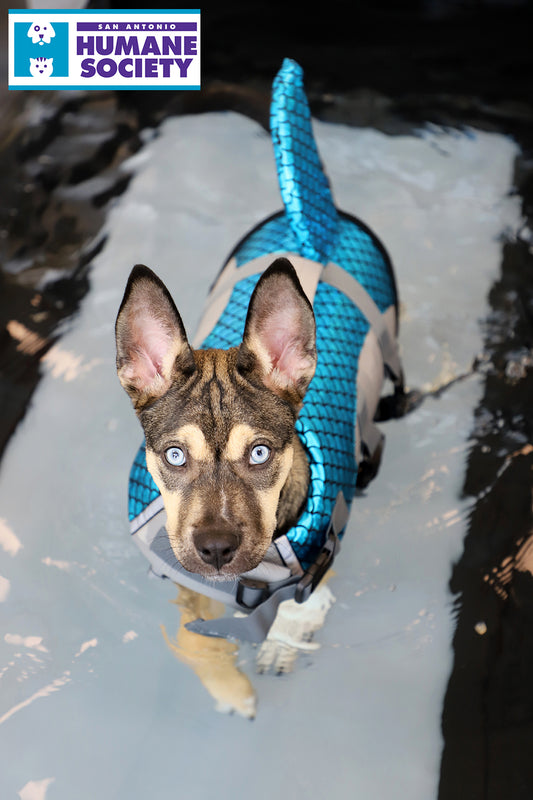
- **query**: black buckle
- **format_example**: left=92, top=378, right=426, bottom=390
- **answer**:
left=236, top=493, right=345, bottom=610
left=294, top=525, right=339, bottom=604
left=236, top=577, right=271, bottom=610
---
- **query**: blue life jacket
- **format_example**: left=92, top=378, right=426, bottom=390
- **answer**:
left=127, top=59, right=403, bottom=642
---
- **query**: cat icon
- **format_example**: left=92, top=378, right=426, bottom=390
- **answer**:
left=29, top=57, right=54, bottom=78
left=27, top=20, right=55, bottom=45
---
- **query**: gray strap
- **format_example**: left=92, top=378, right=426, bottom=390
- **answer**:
left=184, top=580, right=300, bottom=643
left=331, top=489, right=350, bottom=533
left=192, top=252, right=323, bottom=347
left=210, top=253, right=323, bottom=306
left=356, top=391, right=384, bottom=461
left=194, top=253, right=402, bottom=385
left=322, top=262, right=403, bottom=383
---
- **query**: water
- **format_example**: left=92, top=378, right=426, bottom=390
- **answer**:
left=0, top=103, right=525, bottom=798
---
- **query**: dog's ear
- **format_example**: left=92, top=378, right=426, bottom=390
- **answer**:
left=239, top=258, right=317, bottom=405
left=115, top=265, right=195, bottom=409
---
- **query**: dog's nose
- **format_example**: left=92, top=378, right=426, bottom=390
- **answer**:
left=193, top=531, right=240, bottom=570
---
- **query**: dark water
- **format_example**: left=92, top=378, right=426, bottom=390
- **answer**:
left=1, top=2, right=533, bottom=796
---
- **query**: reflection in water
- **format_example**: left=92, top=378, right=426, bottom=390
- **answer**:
left=485, top=444, right=533, bottom=600
left=161, top=586, right=257, bottom=719
left=160, top=576, right=336, bottom=717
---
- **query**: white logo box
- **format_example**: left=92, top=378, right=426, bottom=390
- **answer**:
left=9, top=9, right=201, bottom=90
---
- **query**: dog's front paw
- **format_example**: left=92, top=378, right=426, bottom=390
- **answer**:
left=256, top=580, right=336, bottom=674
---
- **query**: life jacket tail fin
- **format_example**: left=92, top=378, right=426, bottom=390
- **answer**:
left=270, top=58, right=339, bottom=264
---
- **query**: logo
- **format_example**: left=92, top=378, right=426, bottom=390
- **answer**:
left=8, top=10, right=200, bottom=90
left=13, top=18, right=68, bottom=80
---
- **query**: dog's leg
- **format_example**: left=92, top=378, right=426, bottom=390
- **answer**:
left=256, top=573, right=336, bottom=675
left=161, top=585, right=257, bottom=719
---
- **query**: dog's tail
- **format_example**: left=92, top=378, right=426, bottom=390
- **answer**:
left=270, top=58, right=339, bottom=265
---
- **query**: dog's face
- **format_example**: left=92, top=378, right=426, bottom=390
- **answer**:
left=116, top=259, right=316, bottom=579
left=27, top=20, right=55, bottom=45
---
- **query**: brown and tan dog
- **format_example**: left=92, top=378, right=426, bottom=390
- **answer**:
left=116, top=257, right=316, bottom=581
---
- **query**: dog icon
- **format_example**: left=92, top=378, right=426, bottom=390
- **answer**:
left=27, top=20, right=55, bottom=45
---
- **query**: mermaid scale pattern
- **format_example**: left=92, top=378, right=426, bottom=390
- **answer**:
left=128, top=58, right=396, bottom=573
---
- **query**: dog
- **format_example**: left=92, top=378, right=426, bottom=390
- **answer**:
left=114, top=59, right=406, bottom=709
left=116, top=257, right=317, bottom=580
left=116, top=58, right=404, bottom=664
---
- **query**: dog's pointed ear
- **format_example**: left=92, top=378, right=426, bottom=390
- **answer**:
left=115, top=265, right=195, bottom=409
left=238, top=258, right=317, bottom=405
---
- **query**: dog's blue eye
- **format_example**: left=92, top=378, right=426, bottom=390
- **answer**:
left=250, top=445, right=271, bottom=465
left=165, top=447, right=186, bottom=467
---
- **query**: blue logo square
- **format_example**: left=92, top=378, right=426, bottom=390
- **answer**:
left=14, top=21, right=69, bottom=78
